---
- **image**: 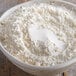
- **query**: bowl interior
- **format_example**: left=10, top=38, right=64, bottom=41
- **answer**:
left=0, top=0, right=76, bottom=71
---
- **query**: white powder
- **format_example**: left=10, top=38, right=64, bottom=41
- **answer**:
left=0, top=3, right=76, bottom=66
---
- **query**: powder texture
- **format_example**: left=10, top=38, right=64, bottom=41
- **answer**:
left=0, top=3, right=76, bottom=66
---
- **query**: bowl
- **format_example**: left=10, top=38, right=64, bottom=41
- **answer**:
left=0, top=0, right=76, bottom=76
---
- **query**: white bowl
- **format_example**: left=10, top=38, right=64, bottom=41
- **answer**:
left=0, top=0, right=76, bottom=76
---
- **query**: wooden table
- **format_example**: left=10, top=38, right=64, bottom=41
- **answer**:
left=0, top=0, right=76, bottom=76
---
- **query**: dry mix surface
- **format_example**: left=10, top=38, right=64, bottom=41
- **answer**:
left=0, top=3, right=76, bottom=66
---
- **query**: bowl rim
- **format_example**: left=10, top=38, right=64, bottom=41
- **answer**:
left=0, top=0, right=76, bottom=70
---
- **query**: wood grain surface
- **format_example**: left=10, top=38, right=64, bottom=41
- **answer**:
left=0, top=0, right=76, bottom=76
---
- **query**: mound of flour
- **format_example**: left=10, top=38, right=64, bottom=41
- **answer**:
left=0, top=3, right=76, bottom=66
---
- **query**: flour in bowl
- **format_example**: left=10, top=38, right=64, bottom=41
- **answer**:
left=0, top=3, right=76, bottom=66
